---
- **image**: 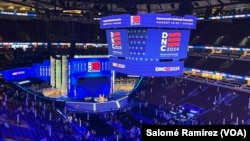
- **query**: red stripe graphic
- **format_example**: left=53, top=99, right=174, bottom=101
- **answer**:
left=169, top=32, right=181, bottom=37
left=112, top=32, right=120, bottom=37
left=168, top=37, right=181, bottom=42
left=166, top=67, right=171, bottom=71
left=113, top=36, right=121, bottom=41
left=167, top=42, right=180, bottom=47
left=132, top=16, right=140, bottom=22
left=114, top=41, right=122, bottom=46
left=91, top=62, right=100, bottom=70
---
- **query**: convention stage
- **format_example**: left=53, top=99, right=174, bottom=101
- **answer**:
left=10, top=76, right=138, bottom=112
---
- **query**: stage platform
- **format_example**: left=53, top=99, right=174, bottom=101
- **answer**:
left=64, top=94, right=129, bottom=112
left=11, top=77, right=132, bottom=113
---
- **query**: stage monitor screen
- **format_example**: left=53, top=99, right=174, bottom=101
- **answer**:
left=68, top=58, right=110, bottom=77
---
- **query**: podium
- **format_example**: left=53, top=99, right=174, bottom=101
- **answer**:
left=100, top=13, right=197, bottom=76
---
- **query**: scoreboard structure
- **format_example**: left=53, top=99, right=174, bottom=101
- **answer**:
left=101, top=13, right=197, bottom=76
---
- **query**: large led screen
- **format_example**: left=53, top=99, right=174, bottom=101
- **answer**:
left=106, top=28, right=190, bottom=60
left=2, top=67, right=35, bottom=81
left=109, top=57, right=184, bottom=76
left=100, top=14, right=196, bottom=29
left=68, top=58, right=110, bottom=78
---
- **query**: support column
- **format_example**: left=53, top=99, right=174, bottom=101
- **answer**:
left=55, top=59, right=62, bottom=89
left=50, top=56, right=56, bottom=87
left=61, top=55, right=68, bottom=96
left=111, top=70, right=115, bottom=94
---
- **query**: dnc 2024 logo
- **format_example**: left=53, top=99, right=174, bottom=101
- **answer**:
left=88, top=62, right=100, bottom=72
left=110, top=31, right=122, bottom=49
left=160, top=32, right=181, bottom=52
left=130, top=15, right=141, bottom=25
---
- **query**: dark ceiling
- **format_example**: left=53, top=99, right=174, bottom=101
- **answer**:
left=0, top=0, right=249, bottom=17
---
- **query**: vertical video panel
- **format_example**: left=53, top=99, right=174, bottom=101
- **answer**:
left=106, top=29, right=130, bottom=58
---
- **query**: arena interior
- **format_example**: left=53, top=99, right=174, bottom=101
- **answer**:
left=0, top=0, right=250, bottom=141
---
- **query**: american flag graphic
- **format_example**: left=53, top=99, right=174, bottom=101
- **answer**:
left=128, top=29, right=147, bottom=59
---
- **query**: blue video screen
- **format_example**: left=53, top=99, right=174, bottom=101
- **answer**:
left=100, top=13, right=196, bottom=29
left=32, top=60, right=51, bottom=82
left=106, top=28, right=190, bottom=60
left=2, top=67, right=35, bottom=81
left=67, top=57, right=111, bottom=98
left=68, top=58, right=110, bottom=77
left=109, top=57, right=184, bottom=76
left=106, top=29, right=130, bottom=57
